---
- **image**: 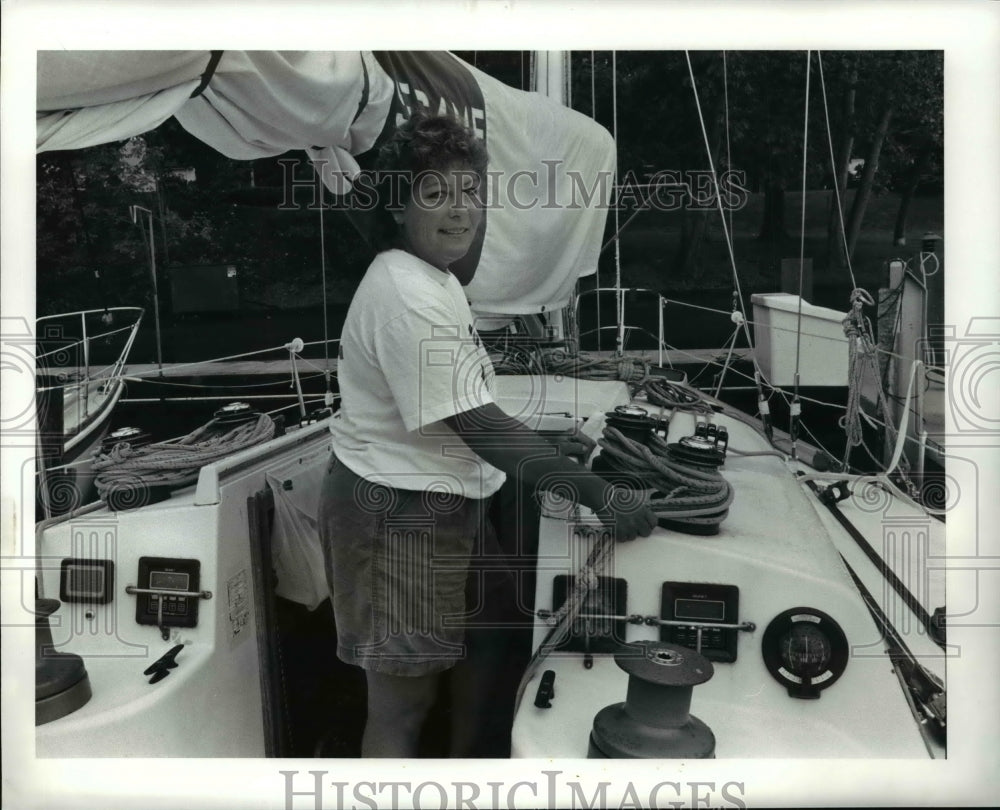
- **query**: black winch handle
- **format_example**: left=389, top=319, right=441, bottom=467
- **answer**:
left=534, top=670, right=556, bottom=708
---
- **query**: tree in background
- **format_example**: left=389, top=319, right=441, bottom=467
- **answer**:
left=883, top=52, right=944, bottom=246
left=821, top=51, right=943, bottom=264
left=37, top=142, right=153, bottom=314
left=36, top=118, right=372, bottom=319
left=568, top=49, right=942, bottom=280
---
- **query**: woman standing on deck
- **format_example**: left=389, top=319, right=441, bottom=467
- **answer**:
left=319, top=110, right=657, bottom=757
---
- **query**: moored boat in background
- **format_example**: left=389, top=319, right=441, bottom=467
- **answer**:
left=35, top=307, right=144, bottom=518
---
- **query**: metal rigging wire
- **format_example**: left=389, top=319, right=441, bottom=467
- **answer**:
left=612, top=51, right=624, bottom=357
left=790, top=50, right=813, bottom=458
left=816, top=52, right=860, bottom=293
left=683, top=51, right=773, bottom=436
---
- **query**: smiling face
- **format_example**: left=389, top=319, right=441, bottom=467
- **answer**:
left=395, top=163, right=483, bottom=275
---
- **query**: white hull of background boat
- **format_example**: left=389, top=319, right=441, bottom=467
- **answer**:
left=749, top=293, right=850, bottom=387
left=36, top=308, right=144, bottom=516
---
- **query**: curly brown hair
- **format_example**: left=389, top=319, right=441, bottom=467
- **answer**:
left=370, top=109, right=488, bottom=251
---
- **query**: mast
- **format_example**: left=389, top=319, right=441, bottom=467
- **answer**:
left=532, top=51, right=575, bottom=346
left=532, top=51, right=570, bottom=105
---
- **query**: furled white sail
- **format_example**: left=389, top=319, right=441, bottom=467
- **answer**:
left=36, top=50, right=615, bottom=314
left=37, top=51, right=391, bottom=184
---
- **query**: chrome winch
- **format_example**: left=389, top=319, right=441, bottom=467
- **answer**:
left=666, top=422, right=728, bottom=468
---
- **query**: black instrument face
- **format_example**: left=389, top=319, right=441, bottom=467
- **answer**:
left=552, top=575, right=628, bottom=653
left=779, top=623, right=833, bottom=677
left=134, top=557, right=201, bottom=630
left=60, top=558, right=114, bottom=604
left=660, top=582, right=740, bottom=662
left=761, top=608, right=849, bottom=699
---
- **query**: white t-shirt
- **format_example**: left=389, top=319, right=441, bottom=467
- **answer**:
left=330, top=249, right=506, bottom=499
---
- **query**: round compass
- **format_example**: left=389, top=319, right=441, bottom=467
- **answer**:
left=762, top=608, right=849, bottom=699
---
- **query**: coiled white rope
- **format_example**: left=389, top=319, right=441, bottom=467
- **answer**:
left=93, top=413, right=275, bottom=502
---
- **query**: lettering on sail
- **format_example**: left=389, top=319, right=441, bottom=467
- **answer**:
left=393, top=80, right=486, bottom=141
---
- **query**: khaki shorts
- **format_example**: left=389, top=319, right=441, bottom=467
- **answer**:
left=319, top=453, right=495, bottom=676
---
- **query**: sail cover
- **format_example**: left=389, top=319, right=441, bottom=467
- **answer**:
left=37, top=50, right=615, bottom=314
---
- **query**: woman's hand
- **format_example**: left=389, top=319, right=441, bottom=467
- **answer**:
left=595, top=487, right=659, bottom=542
left=444, top=404, right=657, bottom=541
left=553, top=428, right=597, bottom=462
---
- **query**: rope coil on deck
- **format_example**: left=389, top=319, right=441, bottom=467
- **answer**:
left=597, top=426, right=734, bottom=529
left=537, top=347, right=651, bottom=386
left=92, top=413, right=276, bottom=506
left=641, top=378, right=715, bottom=414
